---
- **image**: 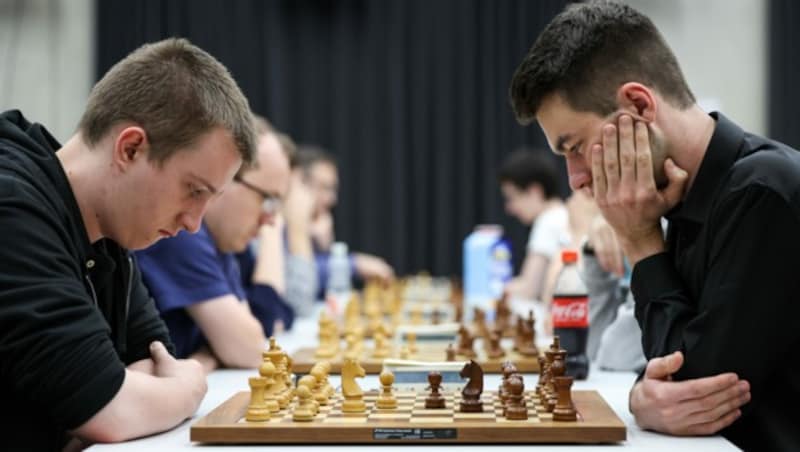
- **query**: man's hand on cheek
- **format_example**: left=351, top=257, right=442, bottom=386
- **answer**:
left=591, top=115, right=687, bottom=265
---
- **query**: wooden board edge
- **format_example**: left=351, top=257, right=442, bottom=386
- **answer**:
left=190, top=390, right=626, bottom=444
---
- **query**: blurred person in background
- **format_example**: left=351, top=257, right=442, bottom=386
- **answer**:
left=294, top=146, right=395, bottom=296
left=239, top=127, right=319, bottom=320
left=498, top=148, right=571, bottom=302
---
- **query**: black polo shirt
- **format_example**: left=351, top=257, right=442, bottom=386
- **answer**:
left=0, top=110, right=174, bottom=451
left=631, top=112, right=800, bottom=451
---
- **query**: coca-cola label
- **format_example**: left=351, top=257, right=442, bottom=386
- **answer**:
left=552, top=295, right=589, bottom=328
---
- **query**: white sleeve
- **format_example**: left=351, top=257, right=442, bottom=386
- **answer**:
left=526, top=206, right=570, bottom=258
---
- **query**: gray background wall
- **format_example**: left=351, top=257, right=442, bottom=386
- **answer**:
left=627, top=0, right=766, bottom=134
left=0, top=0, right=93, bottom=141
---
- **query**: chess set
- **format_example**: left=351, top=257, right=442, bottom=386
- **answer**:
left=291, top=339, right=541, bottom=374
left=330, top=277, right=457, bottom=339
left=191, top=337, right=626, bottom=444
left=334, top=278, right=519, bottom=338
left=291, top=294, right=541, bottom=374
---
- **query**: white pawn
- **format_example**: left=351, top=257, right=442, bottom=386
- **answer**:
left=298, top=375, right=320, bottom=415
left=376, top=369, right=398, bottom=409
left=311, top=366, right=330, bottom=406
left=292, top=386, right=315, bottom=422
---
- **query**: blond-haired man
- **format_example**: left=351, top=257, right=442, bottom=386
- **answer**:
left=0, top=38, right=255, bottom=449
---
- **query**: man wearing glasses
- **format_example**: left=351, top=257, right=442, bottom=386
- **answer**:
left=135, top=118, right=292, bottom=372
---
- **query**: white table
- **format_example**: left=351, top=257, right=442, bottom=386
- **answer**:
left=92, top=315, right=737, bottom=451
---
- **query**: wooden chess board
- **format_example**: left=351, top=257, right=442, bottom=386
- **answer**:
left=291, top=343, right=540, bottom=374
left=191, top=389, right=625, bottom=444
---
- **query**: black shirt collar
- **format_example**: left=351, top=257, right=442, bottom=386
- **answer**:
left=667, top=112, right=745, bottom=224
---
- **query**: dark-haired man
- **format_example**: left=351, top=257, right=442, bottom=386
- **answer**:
left=510, top=2, right=798, bottom=449
left=0, top=38, right=255, bottom=449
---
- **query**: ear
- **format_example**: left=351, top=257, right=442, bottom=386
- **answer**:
left=615, top=82, right=657, bottom=122
left=112, top=126, right=149, bottom=171
left=525, top=183, right=544, bottom=199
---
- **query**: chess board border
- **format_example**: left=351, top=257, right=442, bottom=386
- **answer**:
left=291, top=346, right=541, bottom=374
left=190, top=390, right=626, bottom=444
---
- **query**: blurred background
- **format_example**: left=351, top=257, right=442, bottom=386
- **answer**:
left=1, top=0, right=797, bottom=277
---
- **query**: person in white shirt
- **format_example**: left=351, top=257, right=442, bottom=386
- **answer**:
left=498, top=148, right=570, bottom=301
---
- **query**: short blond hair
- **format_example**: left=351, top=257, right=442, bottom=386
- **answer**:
left=79, top=38, right=255, bottom=167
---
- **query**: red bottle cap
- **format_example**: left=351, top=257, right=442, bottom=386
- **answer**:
left=561, top=249, right=578, bottom=263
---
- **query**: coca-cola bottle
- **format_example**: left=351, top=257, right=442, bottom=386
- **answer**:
left=552, top=249, right=589, bottom=380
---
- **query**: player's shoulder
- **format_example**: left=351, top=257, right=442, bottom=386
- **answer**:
left=134, top=225, right=223, bottom=284
left=727, top=134, right=800, bottom=199
left=0, top=166, right=69, bottom=235
left=0, top=155, right=42, bottom=200
left=139, top=224, right=215, bottom=258
left=538, top=203, right=568, bottom=226
left=734, top=134, right=800, bottom=171
left=0, top=140, right=68, bottom=215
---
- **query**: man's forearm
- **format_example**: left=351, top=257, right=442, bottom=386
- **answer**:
left=127, top=357, right=155, bottom=375
left=505, top=277, right=534, bottom=300
left=71, top=369, right=205, bottom=443
left=253, top=228, right=285, bottom=292
left=630, top=253, right=696, bottom=360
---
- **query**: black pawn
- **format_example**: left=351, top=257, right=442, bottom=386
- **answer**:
left=425, top=371, right=446, bottom=409
left=504, top=376, right=528, bottom=420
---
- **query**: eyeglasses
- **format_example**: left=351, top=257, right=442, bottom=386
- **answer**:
left=234, top=175, right=282, bottom=215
